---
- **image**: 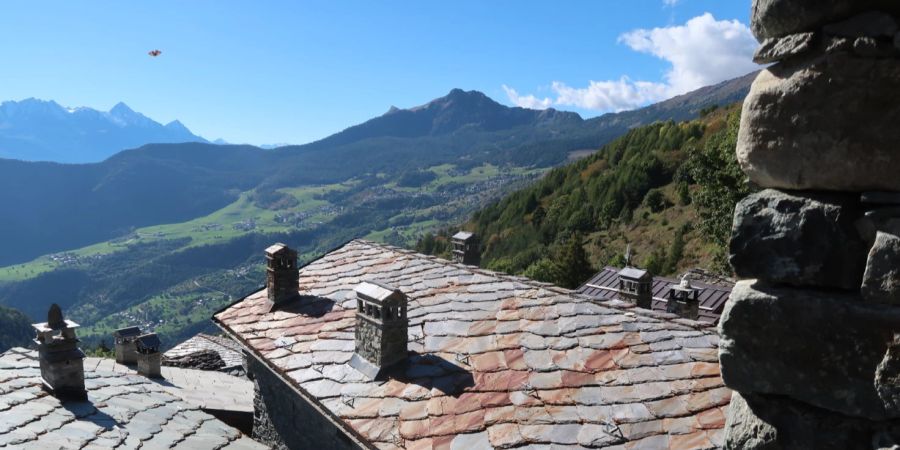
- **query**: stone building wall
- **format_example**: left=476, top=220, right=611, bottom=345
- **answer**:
left=247, top=356, right=364, bottom=450
left=721, top=1, right=900, bottom=448
left=354, top=317, right=383, bottom=366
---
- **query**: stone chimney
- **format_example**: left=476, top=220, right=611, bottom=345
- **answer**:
left=666, top=275, right=700, bottom=320
left=33, top=304, right=86, bottom=400
left=617, top=266, right=653, bottom=310
left=266, top=243, right=298, bottom=305
left=451, top=231, right=480, bottom=266
left=135, top=333, right=162, bottom=378
left=349, top=281, right=408, bottom=379
left=112, top=326, right=141, bottom=364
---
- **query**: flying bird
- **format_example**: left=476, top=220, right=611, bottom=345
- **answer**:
left=148, top=49, right=162, bottom=57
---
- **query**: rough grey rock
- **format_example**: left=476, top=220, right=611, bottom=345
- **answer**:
left=719, top=280, right=900, bottom=420
left=737, top=52, right=900, bottom=191
left=876, top=335, right=900, bottom=413
left=751, top=0, right=900, bottom=39
left=724, top=393, right=778, bottom=449
left=863, top=221, right=900, bottom=304
left=729, top=189, right=867, bottom=290
left=754, top=32, right=817, bottom=64
left=823, top=11, right=898, bottom=38
left=826, top=36, right=854, bottom=53
left=853, top=36, right=896, bottom=57
left=863, top=192, right=900, bottom=206
left=725, top=392, right=900, bottom=450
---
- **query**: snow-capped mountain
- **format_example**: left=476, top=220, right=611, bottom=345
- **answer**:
left=0, top=98, right=207, bottom=163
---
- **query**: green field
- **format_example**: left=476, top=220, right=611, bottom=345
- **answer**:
left=0, top=183, right=350, bottom=283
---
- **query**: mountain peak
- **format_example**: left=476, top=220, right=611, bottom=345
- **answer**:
left=110, top=102, right=135, bottom=116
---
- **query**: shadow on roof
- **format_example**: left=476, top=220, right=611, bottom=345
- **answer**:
left=269, top=295, right=337, bottom=317
left=61, top=401, right=122, bottom=430
left=384, top=352, right=475, bottom=397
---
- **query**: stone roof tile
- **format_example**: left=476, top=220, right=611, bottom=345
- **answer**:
left=215, top=239, right=729, bottom=449
left=0, top=348, right=266, bottom=449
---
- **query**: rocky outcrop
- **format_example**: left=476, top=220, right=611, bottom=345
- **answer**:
left=722, top=2, right=900, bottom=446
left=729, top=190, right=867, bottom=289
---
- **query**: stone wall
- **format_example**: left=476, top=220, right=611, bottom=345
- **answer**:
left=721, top=1, right=900, bottom=448
left=247, top=356, right=363, bottom=450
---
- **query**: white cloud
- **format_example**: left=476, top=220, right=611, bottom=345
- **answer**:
left=502, top=85, right=552, bottom=110
left=503, top=13, right=759, bottom=112
left=663, top=0, right=680, bottom=6
left=619, top=13, right=759, bottom=95
left=550, top=78, right=669, bottom=112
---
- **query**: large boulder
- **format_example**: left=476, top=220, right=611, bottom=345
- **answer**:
left=719, top=280, right=900, bottom=420
left=736, top=51, right=900, bottom=192
left=863, top=220, right=900, bottom=304
left=751, top=0, right=900, bottom=40
left=725, top=392, right=900, bottom=450
left=729, top=189, right=867, bottom=290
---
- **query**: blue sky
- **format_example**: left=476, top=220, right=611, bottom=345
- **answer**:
left=0, top=1, right=757, bottom=145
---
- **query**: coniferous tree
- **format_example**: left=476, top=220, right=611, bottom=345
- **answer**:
left=554, top=232, right=594, bottom=289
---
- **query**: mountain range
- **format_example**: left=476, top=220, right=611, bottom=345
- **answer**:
left=0, top=72, right=755, bottom=346
left=0, top=99, right=207, bottom=162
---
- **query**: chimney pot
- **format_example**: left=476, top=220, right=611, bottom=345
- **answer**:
left=617, top=267, right=653, bottom=309
left=135, top=333, right=162, bottom=378
left=266, top=243, right=299, bottom=305
left=451, top=231, right=480, bottom=266
left=112, top=326, right=142, bottom=364
left=33, top=304, right=86, bottom=400
left=667, top=275, right=700, bottom=320
left=350, top=281, right=409, bottom=379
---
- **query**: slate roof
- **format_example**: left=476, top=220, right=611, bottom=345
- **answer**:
left=577, top=267, right=734, bottom=325
left=0, top=348, right=264, bottom=449
left=214, top=240, right=730, bottom=450
left=164, top=333, right=245, bottom=371
left=84, top=355, right=254, bottom=414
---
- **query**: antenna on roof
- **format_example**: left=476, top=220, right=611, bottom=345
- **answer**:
left=624, top=244, right=632, bottom=267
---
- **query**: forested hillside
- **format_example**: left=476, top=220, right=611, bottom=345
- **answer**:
left=418, top=105, right=751, bottom=288
left=0, top=306, right=33, bottom=352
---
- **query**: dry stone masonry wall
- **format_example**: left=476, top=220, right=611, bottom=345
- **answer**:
left=721, top=1, right=900, bottom=448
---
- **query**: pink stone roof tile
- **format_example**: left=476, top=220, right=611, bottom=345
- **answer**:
left=215, top=239, right=729, bottom=449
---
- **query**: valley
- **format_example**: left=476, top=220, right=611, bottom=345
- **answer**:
left=0, top=77, right=753, bottom=349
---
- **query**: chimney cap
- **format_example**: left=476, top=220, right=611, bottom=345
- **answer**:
left=618, top=267, right=650, bottom=281
left=135, top=333, right=161, bottom=354
left=355, top=281, right=405, bottom=304
left=672, top=274, right=696, bottom=292
left=113, top=326, right=142, bottom=339
left=265, top=243, right=294, bottom=256
left=452, top=231, right=475, bottom=241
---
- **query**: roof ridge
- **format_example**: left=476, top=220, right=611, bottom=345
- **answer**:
left=350, top=239, right=717, bottom=332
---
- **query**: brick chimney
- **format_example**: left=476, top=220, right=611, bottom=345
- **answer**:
left=112, top=326, right=141, bottom=364
left=617, top=266, right=653, bottom=309
left=266, top=243, right=298, bottom=305
left=33, top=304, right=86, bottom=400
left=666, top=275, right=700, bottom=320
left=135, top=333, right=162, bottom=378
left=349, top=281, right=408, bottom=379
left=451, top=231, right=480, bottom=266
